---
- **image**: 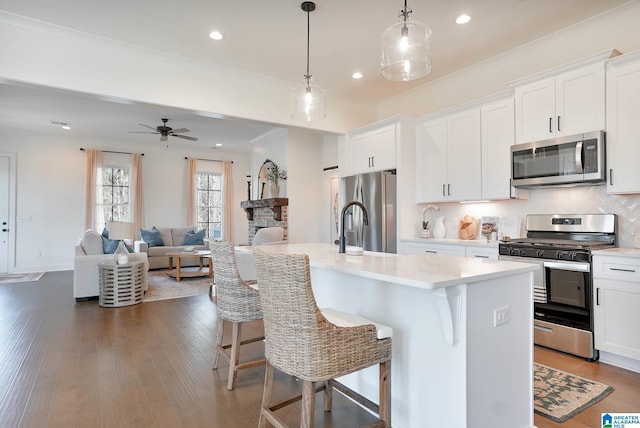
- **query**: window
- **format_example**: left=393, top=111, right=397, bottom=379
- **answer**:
left=96, top=166, right=130, bottom=232
left=197, top=172, right=222, bottom=239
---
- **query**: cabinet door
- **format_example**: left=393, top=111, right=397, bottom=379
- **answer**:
left=402, top=242, right=465, bottom=256
left=417, top=118, right=448, bottom=203
left=514, top=77, right=555, bottom=143
left=447, top=108, right=481, bottom=201
left=593, top=278, right=640, bottom=360
left=481, top=97, right=515, bottom=200
left=555, top=63, right=605, bottom=136
left=606, top=57, right=640, bottom=194
left=350, top=124, right=397, bottom=174
left=369, top=124, right=397, bottom=171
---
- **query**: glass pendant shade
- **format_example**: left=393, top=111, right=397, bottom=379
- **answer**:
left=381, top=18, right=432, bottom=81
left=291, top=78, right=326, bottom=122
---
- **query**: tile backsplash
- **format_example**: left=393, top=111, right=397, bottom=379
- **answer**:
left=416, top=186, right=640, bottom=248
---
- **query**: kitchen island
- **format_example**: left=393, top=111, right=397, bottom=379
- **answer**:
left=239, top=243, right=536, bottom=428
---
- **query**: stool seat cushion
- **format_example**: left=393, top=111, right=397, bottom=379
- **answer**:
left=321, top=308, right=393, bottom=340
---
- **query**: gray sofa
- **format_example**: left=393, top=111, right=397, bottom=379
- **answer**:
left=134, top=226, right=208, bottom=270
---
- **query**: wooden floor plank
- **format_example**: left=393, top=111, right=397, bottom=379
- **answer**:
left=1, top=271, right=639, bottom=428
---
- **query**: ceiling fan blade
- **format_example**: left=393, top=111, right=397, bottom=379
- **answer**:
left=172, top=134, right=199, bottom=141
left=160, top=134, right=168, bottom=142
left=128, top=131, right=158, bottom=134
left=138, top=123, right=158, bottom=131
left=170, top=128, right=190, bottom=134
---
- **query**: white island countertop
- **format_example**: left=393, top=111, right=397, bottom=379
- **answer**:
left=242, top=242, right=536, bottom=290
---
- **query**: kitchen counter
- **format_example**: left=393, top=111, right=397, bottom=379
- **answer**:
left=245, top=242, right=531, bottom=290
left=592, top=247, right=640, bottom=257
left=239, top=242, right=535, bottom=428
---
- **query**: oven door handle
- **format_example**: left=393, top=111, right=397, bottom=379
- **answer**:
left=543, top=261, right=590, bottom=272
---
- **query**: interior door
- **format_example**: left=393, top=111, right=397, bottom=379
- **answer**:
left=0, top=156, right=9, bottom=273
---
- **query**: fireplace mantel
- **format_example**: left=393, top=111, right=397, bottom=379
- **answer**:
left=241, top=198, right=289, bottom=221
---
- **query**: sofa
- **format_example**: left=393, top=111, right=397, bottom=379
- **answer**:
left=74, top=229, right=149, bottom=301
left=134, top=226, right=209, bottom=270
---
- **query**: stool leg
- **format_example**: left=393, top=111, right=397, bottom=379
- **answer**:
left=379, top=360, right=391, bottom=427
left=227, top=321, right=241, bottom=390
left=323, top=380, right=332, bottom=412
left=301, top=380, right=316, bottom=428
left=259, top=361, right=275, bottom=428
left=212, top=317, right=224, bottom=369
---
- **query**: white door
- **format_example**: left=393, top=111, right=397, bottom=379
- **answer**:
left=0, top=156, right=10, bottom=273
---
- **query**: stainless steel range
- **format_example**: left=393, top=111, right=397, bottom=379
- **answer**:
left=498, top=213, right=617, bottom=361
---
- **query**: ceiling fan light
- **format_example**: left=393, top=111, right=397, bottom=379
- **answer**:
left=381, top=7, right=432, bottom=81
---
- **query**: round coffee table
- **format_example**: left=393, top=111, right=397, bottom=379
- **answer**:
left=166, top=251, right=213, bottom=282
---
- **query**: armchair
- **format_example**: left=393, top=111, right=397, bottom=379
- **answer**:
left=74, top=229, right=149, bottom=301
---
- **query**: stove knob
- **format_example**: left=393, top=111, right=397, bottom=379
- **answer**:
left=536, top=249, right=545, bottom=258
left=570, top=252, right=578, bottom=260
left=555, top=251, right=565, bottom=260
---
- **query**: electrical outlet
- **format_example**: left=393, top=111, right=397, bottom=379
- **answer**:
left=494, top=306, right=510, bottom=327
left=35, top=250, right=42, bottom=257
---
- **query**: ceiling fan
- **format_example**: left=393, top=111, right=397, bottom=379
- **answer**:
left=129, top=118, right=198, bottom=142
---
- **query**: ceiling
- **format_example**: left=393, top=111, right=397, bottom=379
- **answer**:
left=0, top=0, right=631, bottom=151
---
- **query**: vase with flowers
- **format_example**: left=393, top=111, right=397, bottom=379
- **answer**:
left=266, top=162, right=287, bottom=198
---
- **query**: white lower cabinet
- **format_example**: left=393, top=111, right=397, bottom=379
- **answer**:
left=593, top=253, right=640, bottom=361
left=400, top=240, right=497, bottom=259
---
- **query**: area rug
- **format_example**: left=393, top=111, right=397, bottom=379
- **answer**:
left=144, top=269, right=212, bottom=302
left=0, top=272, right=45, bottom=284
left=534, top=362, right=614, bottom=422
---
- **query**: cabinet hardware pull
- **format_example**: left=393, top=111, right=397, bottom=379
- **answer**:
left=596, top=288, right=599, bottom=305
left=447, top=184, right=451, bottom=196
left=609, top=267, right=636, bottom=273
left=442, top=184, right=446, bottom=197
left=609, top=168, right=613, bottom=185
left=424, top=250, right=437, bottom=253
left=474, top=255, right=489, bottom=258
left=371, top=156, right=374, bottom=168
left=534, top=323, right=553, bottom=332
left=557, top=115, right=561, bottom=132
left=549, top=117, right=553, bottom=133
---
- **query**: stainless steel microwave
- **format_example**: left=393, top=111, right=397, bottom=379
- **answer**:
left=511, top=131, right=605, bottom=188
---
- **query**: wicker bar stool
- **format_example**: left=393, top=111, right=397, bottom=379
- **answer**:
left=209, top=241, right=265, bottom=391
left=253, top=249, right=392, bottom=428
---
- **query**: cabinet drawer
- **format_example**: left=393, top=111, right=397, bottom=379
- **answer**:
left=593, top=256, right=640, bottom=282
left=400, top=242, right=465, bottom=256
left=465, top=246, right=498, bottom=260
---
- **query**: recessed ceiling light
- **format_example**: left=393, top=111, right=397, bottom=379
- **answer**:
left=352, top=72, right=363, bottom=79
left=215, top=143, right=222, bottom=147
left=456, top=14, right=471, bottom=25
left=61, top=125, right=71, bottom=130
left=209, top=31, right=223, bottom=40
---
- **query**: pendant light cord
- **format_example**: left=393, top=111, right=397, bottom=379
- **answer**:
left=305, top=5, right=311, bottom=83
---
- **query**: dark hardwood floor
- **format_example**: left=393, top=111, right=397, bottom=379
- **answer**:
left=1, top=271, right=639, bottom=427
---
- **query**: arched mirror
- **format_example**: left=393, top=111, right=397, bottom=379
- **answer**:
left=257, top=159, right=275, bottom=199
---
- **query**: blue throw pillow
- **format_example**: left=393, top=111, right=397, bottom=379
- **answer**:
left=101, top=228, right=133, bottom=254
left=140, top=226, right=164, bottom=247
left=183, top=229, right=205, bottom=245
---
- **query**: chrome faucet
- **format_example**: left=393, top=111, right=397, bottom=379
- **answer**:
left=339, top=201, right=369, bottom=253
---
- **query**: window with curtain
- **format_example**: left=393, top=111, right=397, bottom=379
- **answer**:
left=197, top=171, right=222, bottom=239
left=95, top=154, right=131, bottom=232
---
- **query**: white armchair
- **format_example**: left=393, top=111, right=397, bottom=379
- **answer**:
left=234, top=227, right=285, bottom=281
left=74, top=229, right=149, bottom=301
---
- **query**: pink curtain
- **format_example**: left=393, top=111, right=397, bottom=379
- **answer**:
left=130, top=153, right=145, bottom=239
left=186, top=158, right=197, bottom=227
left=222, top=161, right=233, bottom=241
left=83, top=149, right=101, bottom=230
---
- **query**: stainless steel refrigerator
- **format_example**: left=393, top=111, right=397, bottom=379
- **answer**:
left=340, top=170, right=397, bottom=253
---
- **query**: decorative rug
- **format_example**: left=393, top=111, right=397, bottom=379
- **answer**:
left=0, top=272, right=45, bottom=284
left=144, top=269, right=212, bottom=302
left=534, top=362, right=614, bottom=422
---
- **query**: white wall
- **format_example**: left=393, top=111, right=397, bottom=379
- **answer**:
left=1, top=129, right=251, bottom=272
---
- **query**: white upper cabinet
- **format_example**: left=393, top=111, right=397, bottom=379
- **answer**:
left=417, top=107, right=481, bottom=203
left=510, top=50, right=617, bottom=144
left=481, top=95, right=525, bottom=200
left=348, top=123, right=397, bottom=174
left=606, top=50, right=640, bottom=194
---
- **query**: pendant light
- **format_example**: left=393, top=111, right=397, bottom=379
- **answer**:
left=381, top=0, right=432, bottom=81
left=291, top=1, right=326, bottom=122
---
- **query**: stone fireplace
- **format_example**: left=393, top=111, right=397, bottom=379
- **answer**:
left=241, top=198, right=288, bottom=244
